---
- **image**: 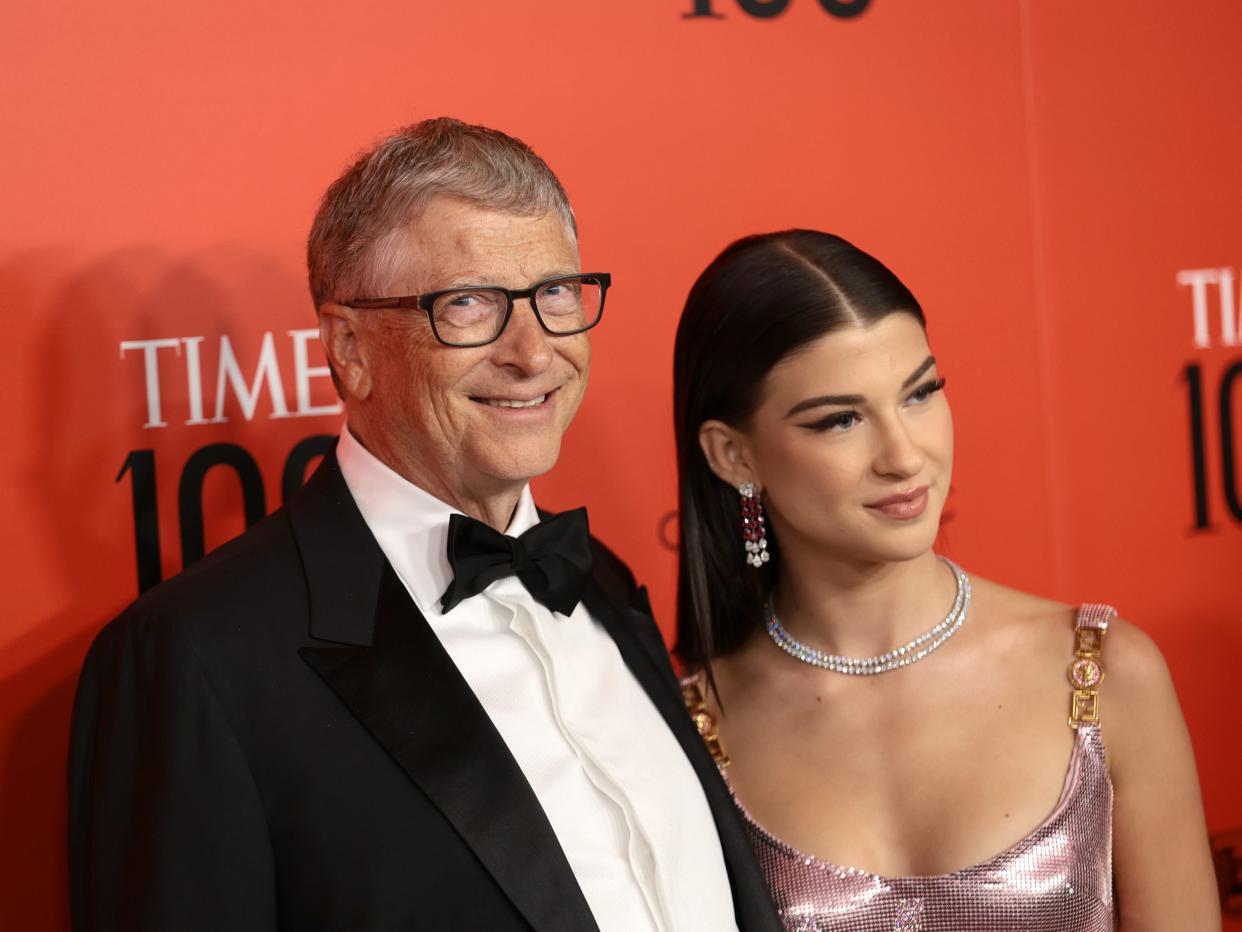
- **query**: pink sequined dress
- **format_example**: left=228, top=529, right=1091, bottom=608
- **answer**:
left=685, top=604, right=1117, bottom=932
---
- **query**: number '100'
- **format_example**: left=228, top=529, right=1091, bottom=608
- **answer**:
left=686, top=0, right=869, bottom=18
left=116, top=435, right=334, bottom=594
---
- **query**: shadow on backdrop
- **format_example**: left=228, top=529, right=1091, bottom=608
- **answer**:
left=0, top=246, right=322, bottom=930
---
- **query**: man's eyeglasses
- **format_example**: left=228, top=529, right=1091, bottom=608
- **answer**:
left=349, top=273, right=611, bottom=348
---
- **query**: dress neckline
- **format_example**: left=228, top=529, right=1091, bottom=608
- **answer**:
left=730, top=723, right=1105, bottom=883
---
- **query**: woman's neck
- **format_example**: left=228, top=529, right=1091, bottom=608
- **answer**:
left=770, top=547, right=957, bottom=659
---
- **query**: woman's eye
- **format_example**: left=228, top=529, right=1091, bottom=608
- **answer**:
left=907, top=377, right=946, bottom=405
left=802, top=411, right=860, bottom=432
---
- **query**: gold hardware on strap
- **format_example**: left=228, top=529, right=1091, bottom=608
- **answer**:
left=1067, top=604, right=1116, bottom=729
left=680, top=674, right=731, bottom=768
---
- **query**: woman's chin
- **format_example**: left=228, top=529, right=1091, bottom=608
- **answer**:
left=846, top=529, right=942, bottom=566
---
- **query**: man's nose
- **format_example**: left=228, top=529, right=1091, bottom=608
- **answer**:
left=490, top=297, right=555, bottom=373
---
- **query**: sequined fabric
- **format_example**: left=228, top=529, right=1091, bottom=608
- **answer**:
left=737, top=720, right=1114, bottom=932
left=682, top=603, right=1118, bottom=931
left=735, top=725, right=1117, bottom=929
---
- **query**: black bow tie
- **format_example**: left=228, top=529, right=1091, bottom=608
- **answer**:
left=439, top=507, right=594, bottom=615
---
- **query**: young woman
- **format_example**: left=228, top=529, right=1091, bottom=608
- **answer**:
left=673, top=230, right=1219, bottom=930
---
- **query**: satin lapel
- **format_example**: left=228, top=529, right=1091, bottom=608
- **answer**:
left=291, top=460, right=598, bottom=932
left=300, top=566, right=599, bottom=932
left=581, top=582, right=784, bottom=932
left=286, top=448, right=385, bottom=646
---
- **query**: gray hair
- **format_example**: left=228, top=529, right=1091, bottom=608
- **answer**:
left=307, top=117, right=578, bottom=309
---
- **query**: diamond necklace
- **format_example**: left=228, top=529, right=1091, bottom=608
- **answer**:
left=765, top=557, right=972, bottom=676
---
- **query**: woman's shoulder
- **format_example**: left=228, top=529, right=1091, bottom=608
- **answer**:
left=1096, top=614, right=1169, bottom=680
left=965, top=574, right=1075, bottom=658
left=967, top=573, right=1176, bottom=742
left=1093, top=615, right=1180, bottom=760
left=968, top=574, right=1166, bottom=672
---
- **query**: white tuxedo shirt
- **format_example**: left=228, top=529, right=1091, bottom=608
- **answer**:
left=337, top=427, right=738, bottom=932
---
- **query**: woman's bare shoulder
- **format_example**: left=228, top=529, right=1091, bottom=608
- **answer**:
left=965, top=574, right=1075, bottom=652
left=965, top=573, right=1065, bottom=613
left=971, top=576, right=1177, bottom=752
left=967, top=574, right=1166, bottom=679
left=1102, top=615, right=1170, bottom=686
left=1097, top=616, right=1182, bottom=758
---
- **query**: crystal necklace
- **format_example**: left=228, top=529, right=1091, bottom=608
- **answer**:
left=765, top=557, right=972, bottom=676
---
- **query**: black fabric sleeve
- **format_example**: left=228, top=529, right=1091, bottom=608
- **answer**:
left=68, top=613, right=277, bottom=932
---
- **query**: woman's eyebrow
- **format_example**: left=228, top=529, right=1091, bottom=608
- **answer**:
left=901, top=355, right=936, bottom=389
left=785, top=392, right=864, bottom=417
left=784, top=355, right=936, bottom=418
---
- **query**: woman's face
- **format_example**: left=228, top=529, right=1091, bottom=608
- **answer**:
left=739, top=313, right=953, bottom=565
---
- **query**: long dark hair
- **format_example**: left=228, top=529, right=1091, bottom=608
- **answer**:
left=673, top=230, right=926, bottom=673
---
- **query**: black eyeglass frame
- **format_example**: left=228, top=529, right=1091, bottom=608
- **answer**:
left=348, top=272, right=612, bottom=348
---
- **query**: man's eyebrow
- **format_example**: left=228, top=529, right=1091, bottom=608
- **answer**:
left=438, top=268, right=583, bottom=291
left=437, top=277, right=494, bottom=291
left=784, top=355, right=937, bottom=418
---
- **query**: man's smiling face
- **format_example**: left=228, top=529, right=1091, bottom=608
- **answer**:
left=352, top=196, right=590, bottom=507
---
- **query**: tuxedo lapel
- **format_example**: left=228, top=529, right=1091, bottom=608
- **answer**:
left=290, top=455, right=599, bottom=932
left=582, top=578, right=784, bottom=932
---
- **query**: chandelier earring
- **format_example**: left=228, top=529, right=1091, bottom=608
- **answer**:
left=738, top=481, right=769, bottom=568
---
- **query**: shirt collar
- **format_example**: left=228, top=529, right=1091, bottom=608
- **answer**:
left=335, top=425, right=539, bottom=618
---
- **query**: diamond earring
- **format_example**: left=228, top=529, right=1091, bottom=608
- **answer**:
left=739, top=481, right=769, bottom=567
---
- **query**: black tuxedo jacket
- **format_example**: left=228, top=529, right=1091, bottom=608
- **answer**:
left=68, top=452, right=782, bottom=932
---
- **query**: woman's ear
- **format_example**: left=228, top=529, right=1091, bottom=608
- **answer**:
left=698, top=419, right=759, bottom=492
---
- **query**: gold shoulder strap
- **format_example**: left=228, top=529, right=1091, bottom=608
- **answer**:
left=1068, top=603, right=1117, bottom=729
left=679, top=671, right=731, bottom=768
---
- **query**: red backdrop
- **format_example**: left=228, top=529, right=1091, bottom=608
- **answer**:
left=2, top=1, right=1239, bottom=926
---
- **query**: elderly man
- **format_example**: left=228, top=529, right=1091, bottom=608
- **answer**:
left=68, top=119, right=780, bottom=932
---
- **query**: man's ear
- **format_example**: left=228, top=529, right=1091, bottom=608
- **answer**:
left=698, top=419, right=759, bottom=492
left=318, top=303, right=372, bottom=400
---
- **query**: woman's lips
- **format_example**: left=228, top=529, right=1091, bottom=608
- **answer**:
left=865, top=486, right=929, bottom=520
